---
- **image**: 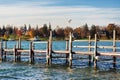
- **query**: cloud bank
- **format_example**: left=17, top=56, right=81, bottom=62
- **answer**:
left=0, top=0, right=120, bottom=28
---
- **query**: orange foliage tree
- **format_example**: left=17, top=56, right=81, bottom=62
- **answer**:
left=28, top=29, right=35, bottom=38
left=64, top=27, right=73, bottom=37
left=74, top=27, right=82, bottom=38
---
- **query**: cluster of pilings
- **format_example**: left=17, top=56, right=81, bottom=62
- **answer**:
left=0, top=30, right=119, bottom=69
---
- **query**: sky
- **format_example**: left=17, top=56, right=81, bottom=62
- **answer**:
left=0, top=0, right=120, bottom=28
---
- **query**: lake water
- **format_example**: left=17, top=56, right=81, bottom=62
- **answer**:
left=0, top=41, right=120, bottom=80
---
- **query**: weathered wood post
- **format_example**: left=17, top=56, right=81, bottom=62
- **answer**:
left=66, top=40, right=69, bottom=64
left=94, top=34, right=97, bottom=69
left=4, top=41, right=7, bottom=61
left=32, top=42, right=34, bottom=52
left=113, top=30, right=116, bottom=68
left=88, top=36, right=91, bottom=66
left=46, top=41, right=49, bottom=64
left=0, top=40, right=3, bottom=61
left=29, top=41, right=34, bottom=64
left=13, top=45, right=17, bottom=62
left=18, top=38, right=21, bottom=49
left=48, top=30, right=52, bottom=65
left=69, top=32, right=73, bottom=67
left=17, top=38, right=21, bottom=61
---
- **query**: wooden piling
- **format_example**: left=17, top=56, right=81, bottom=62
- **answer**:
left=18, top=37, right=21, bottom=48
left=4, top=41, right=7, bottom=61
left=13, top=45, right=17, bottom=62
left=29, top=42, right=34, bottom=64
left=46, top=41, right=49, bottom=64
left=48, top=30, right=52, bottom=65
left=94, top=34, right=97, bottom=69
left=66, top=40, right=69, bottom=64
left=88, top=36, right=91, bottom=66
left=69, top=32, right=73, bottom=67
left=17, top=38, right=21, bottom=61
left=113, top=30, right=116, bottom=68
left=0, top=40, right=3, bottom=61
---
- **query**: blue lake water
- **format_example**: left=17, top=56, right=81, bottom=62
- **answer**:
left=0, top=41, right=120, bottom=79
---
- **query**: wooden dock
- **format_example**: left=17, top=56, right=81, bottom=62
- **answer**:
left=0, top=30, right=120, bottom=69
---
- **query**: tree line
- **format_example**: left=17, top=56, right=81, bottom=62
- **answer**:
left=0, top=23, right=120, bottom=40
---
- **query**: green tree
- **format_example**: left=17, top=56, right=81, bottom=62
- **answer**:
left=42, top=24, right=48, bottom=37
left=90, top=25, right=96, bottom=38
left=28, top=24, right=31, bottom=31
left=2, top=25, right=6, bottom=36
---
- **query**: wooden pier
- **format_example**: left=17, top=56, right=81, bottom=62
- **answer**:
left=0, top=30, right=120, bottom=69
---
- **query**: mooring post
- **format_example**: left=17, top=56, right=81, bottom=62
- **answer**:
left=13, top=45, right=17, bottom=62
left=94, top=34, right=97, bottom=69
left=18, top=37, right=21, bottom=49
left=0, top=40, right=3, bottom=61
left=69, top=32, right=73, bottom=67
left=66, top=40, right=69, bottom=64
left=88, top=36, right=91, bottom=66
left=113, top=30, right=116, bottom=68
left=17, top=38, right=21, bottom=61
left=29, top=41, right=34, bottom=64
left=48, top=30, right=52, bottom=65
left=46, top=41, right=49, bottom=65
left=4, top=41, right=7, bottom=61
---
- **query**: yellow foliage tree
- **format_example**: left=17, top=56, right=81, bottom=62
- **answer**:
left=4, top=34, right=9, bottom=40
left=28, top=29, right=35, bottom=38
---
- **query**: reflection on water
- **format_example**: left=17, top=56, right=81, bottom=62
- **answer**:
left=1, top=41, right=120, bottom=79
left=0, top=62, right=120, bottom=80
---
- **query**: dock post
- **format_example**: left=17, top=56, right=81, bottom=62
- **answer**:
left=66, top=40, right=69, bottom=64
left=0, top=40, right=3, bottom=62
left=29, top=41, right=34, bottom=64
left=88, top=36, right=91, bottom=66
left=69, top=32, right=73, bottom=67
left=13, top=45, right=17, bottom=62
left=46, top=41, right=49, bottom=65
left=94, top=34, right=97, bottom=69
left=48, top=30, right=52, bottom=65
left=17, top=38, right=21, bottom=61
left=113, top=30, right=116, bottom=68
left=4, top=41, right=7, bottom=61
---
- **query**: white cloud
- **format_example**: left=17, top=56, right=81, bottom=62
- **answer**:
left=0, top=2, right=120, bottom=28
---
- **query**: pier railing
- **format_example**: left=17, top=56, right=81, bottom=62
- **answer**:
left=0, top=30, right=120, bottom=69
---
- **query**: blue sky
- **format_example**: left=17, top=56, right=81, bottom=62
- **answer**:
left=0, top=0, right=120, bottom=28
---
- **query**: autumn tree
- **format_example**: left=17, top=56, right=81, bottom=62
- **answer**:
left=106, top=24, right=116, bottom=38
left=73, top=27, right=82, bottom=38
left=16, top=29, right=22, bottom=37
left=3, top=33, right=9, bottom=40
left=81, top=24, right=89, bottom=38
left=13, top=27, right=18, bottom=35
left=64, top=27, right=73, bottom=37
left=28, top=28, right=36, bottom=38
left=115, top=25, right=120, bottom=39
left=55, top=26, right=64, bottom=37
